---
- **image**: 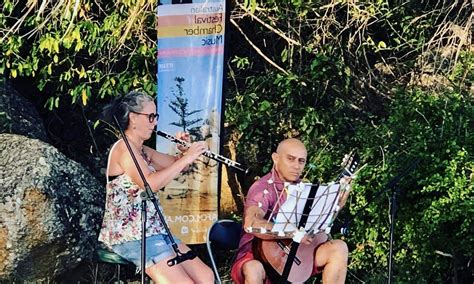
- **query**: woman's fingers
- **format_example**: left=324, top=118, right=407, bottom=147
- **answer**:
left=186, top=141, right=208, bottom=159
left=175, top=132, right=191, bottom=152
left=194, top=141, right=209, bottom=153
left=176, top=132, right=191, bottom=142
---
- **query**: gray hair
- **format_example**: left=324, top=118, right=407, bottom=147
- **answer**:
left=102, top=91, right=154, bottom=130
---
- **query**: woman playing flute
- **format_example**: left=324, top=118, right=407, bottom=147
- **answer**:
left=98, top=91, right=214, bottom=283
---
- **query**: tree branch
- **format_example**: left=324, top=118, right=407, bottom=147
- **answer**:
left=235, top=3, right=301, bottom=47
left=230, top=18, right=289, bottom=75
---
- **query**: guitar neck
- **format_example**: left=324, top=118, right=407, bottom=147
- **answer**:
left=246, top=226, right=291, bottom=237
left=245, top=226, right=320, bottom=238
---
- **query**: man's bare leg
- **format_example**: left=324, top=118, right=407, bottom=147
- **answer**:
left=242, top=259, right=266, bottom=284
left=315, top=239, right=348, bottom=284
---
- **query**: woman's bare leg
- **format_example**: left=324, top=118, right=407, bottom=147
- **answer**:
left=145, top=243, right=214, bottom=284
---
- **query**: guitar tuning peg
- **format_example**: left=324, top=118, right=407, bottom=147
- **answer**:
left=341, top=156, right=347, bottom=166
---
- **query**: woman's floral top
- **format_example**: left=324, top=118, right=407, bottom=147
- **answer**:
left=98, top=142, right=166, bottom=247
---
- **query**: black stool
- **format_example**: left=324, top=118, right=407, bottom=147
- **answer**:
left=93, top=247, right=135, bottom=284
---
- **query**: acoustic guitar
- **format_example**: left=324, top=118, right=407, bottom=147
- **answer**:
left=251, top=152, right=360, bottom=283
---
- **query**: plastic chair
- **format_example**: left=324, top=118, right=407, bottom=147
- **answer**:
left=206, top=219, right=242, bottom=284
left=93, top=246, right=135, bottom=284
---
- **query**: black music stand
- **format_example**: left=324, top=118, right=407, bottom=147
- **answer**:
left=279, top=183, right=319, bottom=284
left=273, top=154, right=358, bottom=282
left=263, top=181, right=342, bottom=283
left=387, top=159, right=419, bottom=284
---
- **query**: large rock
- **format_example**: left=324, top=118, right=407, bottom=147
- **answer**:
left=0, top=133, right=104, bottom=281
left=0, top=79, right=49, bottom=142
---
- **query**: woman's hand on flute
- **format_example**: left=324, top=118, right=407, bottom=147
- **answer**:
left=175, top=132, right=191, bottom=152
left=181, top=141, right=208, bottom=165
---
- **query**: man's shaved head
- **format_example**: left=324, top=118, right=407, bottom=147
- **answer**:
left=272, top=138, right=307, bottom=182
left=276, top=138, right=307, bottom=155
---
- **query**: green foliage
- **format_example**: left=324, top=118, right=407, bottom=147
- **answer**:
left=348, top=89, right=473, bottom=282
left=1, top=0, right=158, bottom=107
left=0, top=111, right=12, bottom=132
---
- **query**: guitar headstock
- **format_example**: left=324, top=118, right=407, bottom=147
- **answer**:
left=339, top=151, right=360, bottom=179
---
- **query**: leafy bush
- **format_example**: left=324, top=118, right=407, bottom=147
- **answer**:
left=1, top=0, right=157, bottom=108
left=347, top=88, right=473, bottom=283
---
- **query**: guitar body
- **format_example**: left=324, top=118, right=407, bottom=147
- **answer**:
left=252, top=233, right=328, bottom=283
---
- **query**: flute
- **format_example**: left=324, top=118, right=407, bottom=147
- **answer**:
left=155, top=130, right=249, bottom=174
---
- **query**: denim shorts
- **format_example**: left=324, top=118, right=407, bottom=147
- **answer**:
left=111, top=234, right=181, bottom=270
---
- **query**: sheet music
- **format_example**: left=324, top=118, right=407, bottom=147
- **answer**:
left=272, top=182, right=341, bottom=233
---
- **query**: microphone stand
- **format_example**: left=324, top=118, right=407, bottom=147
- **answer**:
left=386, top=158, right=419, bottom=284
left=335, top=159, right=419, bottom=284
left=388, top=183, right=399, bottom=284
left=113, top=116, right=196, bottom=284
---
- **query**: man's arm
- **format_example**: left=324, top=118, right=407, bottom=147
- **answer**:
left=244, top=205, right=284, bottom=240
left=244, top=205, right=320, bottom=244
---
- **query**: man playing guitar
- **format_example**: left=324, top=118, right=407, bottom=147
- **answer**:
left=231, top=138, right=351, bottom=284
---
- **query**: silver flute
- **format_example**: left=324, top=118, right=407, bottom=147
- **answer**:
left=155, top=130, right=249, bottom=174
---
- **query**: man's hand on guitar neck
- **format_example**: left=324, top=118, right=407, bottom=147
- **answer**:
left=338, top=176, right=353, bottom=209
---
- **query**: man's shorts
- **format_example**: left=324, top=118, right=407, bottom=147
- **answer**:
left=111, top=234, right=181, bottom=270
left=231, top=250, right=323, bottom=284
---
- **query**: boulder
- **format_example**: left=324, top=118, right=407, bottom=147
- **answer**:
left=0, top=133, right=104, bottom=281
left=0, top=79, right=49, bottom=142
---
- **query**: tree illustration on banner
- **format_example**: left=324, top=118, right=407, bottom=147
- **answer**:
left=169, top=77, right=203, bottom=139
left=167, top=76, right=205, bottom=198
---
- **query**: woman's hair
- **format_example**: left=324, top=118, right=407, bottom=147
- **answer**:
left=102, top=91, right=154, bottom=130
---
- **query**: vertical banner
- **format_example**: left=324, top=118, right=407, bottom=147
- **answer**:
left=156, top=0, right=225, bottom=244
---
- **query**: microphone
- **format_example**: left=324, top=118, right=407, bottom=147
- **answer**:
left=167, top=250, right=197, bottom=266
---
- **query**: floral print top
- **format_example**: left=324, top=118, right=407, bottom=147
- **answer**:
left=98, top=141, right=166, bottom=247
